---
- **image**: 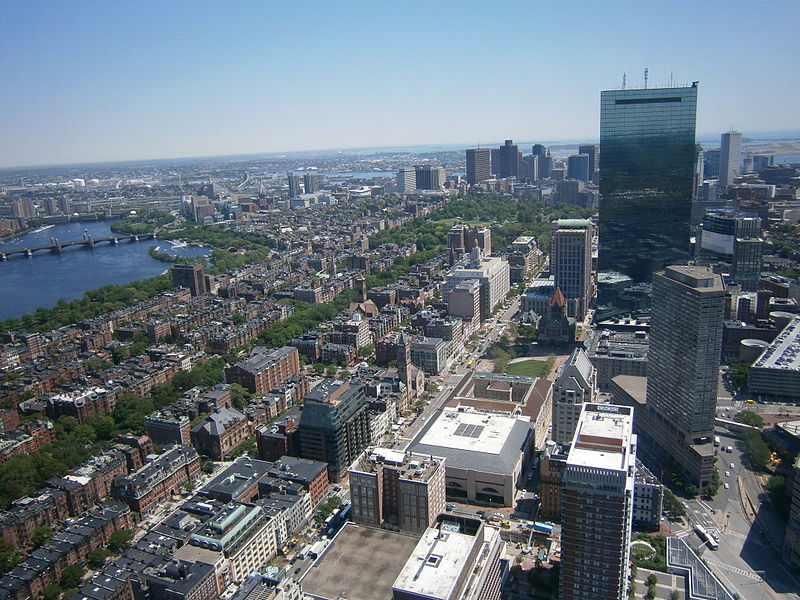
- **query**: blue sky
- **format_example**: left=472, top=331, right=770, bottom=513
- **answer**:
left=1, top=0, right=799, bottom=167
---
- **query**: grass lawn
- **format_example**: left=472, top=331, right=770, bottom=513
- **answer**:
left=504, top=359, right=552, bottom=378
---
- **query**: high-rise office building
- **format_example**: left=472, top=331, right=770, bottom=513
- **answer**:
left=699, top=209, right=763, bottom=291
left=491, top=140, right=521, bottom=178
left=560, top=403, right=635, bottom=600
left=448, top=224, right=492, bottom=262
left=521, top=154, right=539, bottom=182
left=567, top=154, right=591, bottom=183
left=397, top=168, right=416, bottom=193
left=414, top=165, right=446, bottom=190
left=304, top=173, right=323, bottom=193
left=552, top=348, right=597, bottom=444
left=298, top=380, right=371, bottom=482
left=718, top=131, right=742, bottom=191
left=532, top=144, right=552, bottom=179
left=646, top=265, right=724, bottom=486
left=703, top=148, right=721, bottom=179
left=172, top=263, right=207, bottom=297
left=11, top=199, right=35, bottom=219
left=578, top=144, right=599, bottom=179
left=551, top=219, right=593, bottom=319
left=597, top=84, right=698, bottom=319
left=287, top=173, right=302, bottom=198
left=444, top=249, right=510, bottom=322
left=466, top=148, right=492, bottom=184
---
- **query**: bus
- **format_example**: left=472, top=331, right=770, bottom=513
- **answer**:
left=695, top=524, right=719, bottom=550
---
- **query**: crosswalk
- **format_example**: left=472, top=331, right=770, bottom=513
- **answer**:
left=726, top=529, right=769, bottom=548
left=707, top=558, right=762, bottom=581
left=706, top=559, right=800, bottom=594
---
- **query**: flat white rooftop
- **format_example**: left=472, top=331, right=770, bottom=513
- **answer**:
left=569, top=405, right=633, bottom=472
left=753, top=316, right=800, bottom=371
left=415, top=408, right=520, bottom=455
left=393, top=527, right=475, bottom=600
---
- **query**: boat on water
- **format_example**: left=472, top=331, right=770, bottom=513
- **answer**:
left=30, top=224, right=55, bottom=234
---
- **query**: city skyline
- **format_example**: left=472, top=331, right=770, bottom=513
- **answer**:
left=2, top=1, right=800, bottom=168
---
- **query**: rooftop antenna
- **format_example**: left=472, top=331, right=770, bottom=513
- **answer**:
left=670, top=70, right=674, bottom=87
left=622, top=73, right=626, bottom=89
left=644, top=68, right=648, bottom=89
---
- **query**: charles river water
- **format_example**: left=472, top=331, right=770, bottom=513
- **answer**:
left=0, top=220, right=209, bottom=321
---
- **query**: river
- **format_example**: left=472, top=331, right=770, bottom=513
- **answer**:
left=0, top=220, right=209, bottom=321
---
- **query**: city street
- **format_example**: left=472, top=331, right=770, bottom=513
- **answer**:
left=675, top=427, right=800, bottom=599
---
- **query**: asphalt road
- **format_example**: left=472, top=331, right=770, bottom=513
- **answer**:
left=675, top=428, right=800, bottom=599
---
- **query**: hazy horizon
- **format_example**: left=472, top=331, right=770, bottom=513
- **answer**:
left=3, top=1, right=799, bottom=169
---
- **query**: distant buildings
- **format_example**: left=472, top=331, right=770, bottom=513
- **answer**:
left=443, top=249, right=510, bottom=322
left=172, top=263, right=208, bottom=297
left=567, top=154, right=590, bottom=183
left=466, top=148, right=492, bottom=184
left=304, top=172, right=323, bottom=194
left=348, top=447, right=446, bottom=534
left=550, top=219, right=593, bottom=319
left=397, top=168, right=416, bottom=193
left=396, top=166, right=446, bottom=192
left=698, top=208, right=763, bottom=291
left=491, top=139, right=522, bottom=179
left=447, top=223, right=492, bottom=261
left=560, top=403, right=635, bottom=600
left=578, top=144, right=599, bottom=180
left=287, top=173, right=302, bottom=198
left=414, top=165, right=446, bottom=190
left=718, top=131, right=742, bottom=191
left=597, top=84, right=698, bottom=318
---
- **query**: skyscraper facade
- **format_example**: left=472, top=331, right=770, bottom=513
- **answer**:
left=578, top=143, right=599, bottom=179
left=397, top=168, right=416, bottom=193
left=597, top=84, right=698, bottom=318
left=551, top=219, right=593, bottom=319
left=466, top=148, right=492, bottom=184
left=567, top=154, right=591, bottom=183
left=287, top=173, right=301, bottom=198
left=532, top=144, right=552, bottom=179
left=491, top=140, right=521, bottom=178
left=560, top=403, right=635, bottom=600
left=414, top=165, right=446, bottom=190
left=718, top=131, right=742, bottom=190
left=303, top=173, right=322, bottom=193
left=646, top=265, right=724, bottom=486
left=172, top=263, right=207, bottom=297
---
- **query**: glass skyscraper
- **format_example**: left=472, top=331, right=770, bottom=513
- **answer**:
left=597, top=84, right=698, bottom=319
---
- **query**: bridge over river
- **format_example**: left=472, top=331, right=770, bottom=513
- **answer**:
left=0, top=232, right=156, bottom=261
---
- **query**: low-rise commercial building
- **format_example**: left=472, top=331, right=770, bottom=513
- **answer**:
left=749, top=316, right=800, bottom=403
left=408, top=407, right=533, bottom=506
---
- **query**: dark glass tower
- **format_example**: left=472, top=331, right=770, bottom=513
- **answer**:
left=597, top=84, right=698, bottom=319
